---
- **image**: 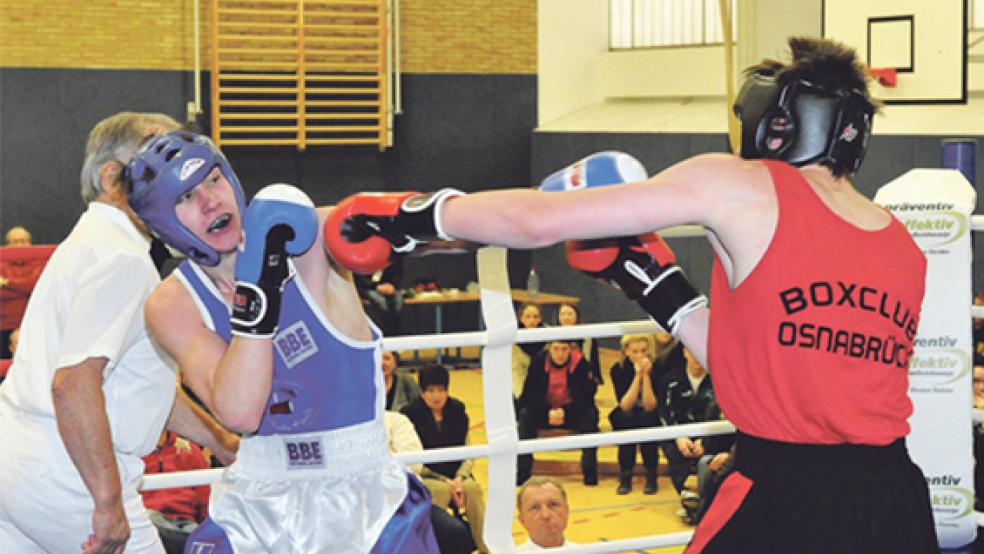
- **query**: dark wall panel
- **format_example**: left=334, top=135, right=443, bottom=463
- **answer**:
left=0, top=69, right=536, bottom=302
left=0, top=68, right=192, bottom=243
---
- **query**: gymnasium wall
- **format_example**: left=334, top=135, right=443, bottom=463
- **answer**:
left=0, top=0, right=538, bottom=318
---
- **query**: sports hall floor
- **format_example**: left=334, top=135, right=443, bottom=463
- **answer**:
left=402, top=347, right=691, bottom=553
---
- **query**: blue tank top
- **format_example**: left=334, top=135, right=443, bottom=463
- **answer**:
left=175, top=260, right=383, bottom=435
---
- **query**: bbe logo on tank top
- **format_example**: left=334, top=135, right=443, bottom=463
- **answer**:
left=777, top=281, right=919, bottom=368
left=275, top=321, right=319, bottom=368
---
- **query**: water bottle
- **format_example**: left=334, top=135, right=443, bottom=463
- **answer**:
left=526, top=266, right=540, bottom=299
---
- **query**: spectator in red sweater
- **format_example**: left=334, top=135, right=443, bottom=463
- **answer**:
left=1, top=226, right=44, bottom=358
left=141, top=431, right=213, bottom=554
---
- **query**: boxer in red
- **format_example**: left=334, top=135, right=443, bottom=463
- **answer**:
left=325, top=36, right=938, bottom=553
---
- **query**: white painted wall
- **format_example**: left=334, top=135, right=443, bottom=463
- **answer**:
left=537, top=0, right=984, bottom=134
left=538, top=0, right=610, bottom=127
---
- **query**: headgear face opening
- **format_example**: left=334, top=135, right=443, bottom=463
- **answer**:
left=127, top=131, right=246, bottom=266
left=733, top=73, right=874, bottom=175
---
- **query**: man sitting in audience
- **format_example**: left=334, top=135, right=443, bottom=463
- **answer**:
left=383, top=410, right=478, bottom=554
left=356, top=257, right=404, bottom=336
left=383, top=350, right=420, bottom=412
left=516, top=476, right=577, bottom=551
left=518, top=341, right=599, bottom=486
left=659, top=347, right=715, bottom=497
left=0, top=226, right=44, bottom=359
left=402, top=364, right=488, bottom=553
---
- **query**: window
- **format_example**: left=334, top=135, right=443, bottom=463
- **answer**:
left=609, top=0, right=737, bottom=49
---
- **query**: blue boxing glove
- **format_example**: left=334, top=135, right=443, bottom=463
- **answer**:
left=540, top=152, right=706, bottom=336
left=231, top=184, right=319, bottom=338
left=539, top=151, right=647, bottom=192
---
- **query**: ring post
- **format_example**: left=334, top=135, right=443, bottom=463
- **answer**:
left=942, top=139, right=977, bottom=187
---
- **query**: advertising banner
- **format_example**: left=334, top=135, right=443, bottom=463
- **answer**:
left=875, top=168, right=976, bottom=548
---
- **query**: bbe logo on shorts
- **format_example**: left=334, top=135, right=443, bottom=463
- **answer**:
left=285, top=438, right=325, bottom=469
left=275, top=321, right=318, bottom=368
left=188, top=543, right=215, bottom=554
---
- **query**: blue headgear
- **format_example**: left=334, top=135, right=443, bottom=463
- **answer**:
left=733, top=72, right=874, bottom=175
left=127, top=131, right=246, bottom=266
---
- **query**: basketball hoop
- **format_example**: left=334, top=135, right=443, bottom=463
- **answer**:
left=868, top=67, right=898, bottom=88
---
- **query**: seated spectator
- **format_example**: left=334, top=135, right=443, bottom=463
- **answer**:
left=690, top=399, right=736, bottom=524
left=402, top=364, right=488, bottom=553
left=975, top=293, right=984, bottom=358
left=516, top=476, right=577, bottom=551
left=1, top=226, right=44, bottom=358
left=518, top=341, right=599, bottom=486
left=356, top=257, right=404, bottom=336
left=0, top=327, right=20, bottom=383
left=8, top=327, right=19, bottom=356
left=651, top=331, right=685, bottom=404
left=512, top=303, right=547, bottom=405
left=0, top=327, right=16, bottom=382
left=609, top=333, right=662, bottom=495
left=555, top=303, right=601, bottom=389
left=974, top=356, right=984, bottom=511
left=659, top=346, right=715, bottom=496
left=383, top=350, right=420, bottom=412
left=140, top=431, right=212, bottom=554
left=383, top=411, right=477, bottom=554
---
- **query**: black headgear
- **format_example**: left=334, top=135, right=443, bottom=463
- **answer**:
left=733, top=73, right=874, bottom=175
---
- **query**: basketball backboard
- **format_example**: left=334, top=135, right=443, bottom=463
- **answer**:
left=823, top=0, right=968, bottom=104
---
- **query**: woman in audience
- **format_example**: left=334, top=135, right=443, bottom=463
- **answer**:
left=651, top=331, right=686, bottom=406
left=402, top=364, right=488, bottom=553
left=512, top=303, right=547, bottom=408
left=383, top=350, right=420, bottom=412
left=555, top=302, right=602, bottom=388
left=609, top=333, right=662, bottom=494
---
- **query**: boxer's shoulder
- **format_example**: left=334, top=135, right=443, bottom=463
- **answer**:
left=679, top=153, right=771, bottom=188
left=147, top=274, right=204, bottom=325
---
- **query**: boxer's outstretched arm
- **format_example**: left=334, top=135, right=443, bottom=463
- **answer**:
left=441, top=153, right=754, bottom=248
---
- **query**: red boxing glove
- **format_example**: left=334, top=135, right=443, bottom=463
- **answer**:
left=566, top=233, right=706, bottom=335
left=324, top=189, right=463, bottom=275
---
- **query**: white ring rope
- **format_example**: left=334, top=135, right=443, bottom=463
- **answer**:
left=138, top=218, right=984, bottom=550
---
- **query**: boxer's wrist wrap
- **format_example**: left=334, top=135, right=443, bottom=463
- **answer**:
left=391, top=188, right=464, bottom=252
left=572, top=236, right=706, bottom=336
left=231, top=225, right=293, bottom=339
left=609, top=248, right=706, bottom=335
left=231, top=281, right=283, bottom=338
left=633, top=269, right=708, bottom=336
left=340, top=188, right=464, bottom=254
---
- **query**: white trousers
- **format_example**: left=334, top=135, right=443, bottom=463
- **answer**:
left=0, top=398, right=164, bottom=553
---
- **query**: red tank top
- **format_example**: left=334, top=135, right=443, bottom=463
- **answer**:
left=708, top=160, right=926, bottom=445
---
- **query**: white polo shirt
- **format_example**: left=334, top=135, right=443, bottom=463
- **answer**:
left=517, top=538, right=577, bottom=551
left=0, top=201, right=176, bottom=460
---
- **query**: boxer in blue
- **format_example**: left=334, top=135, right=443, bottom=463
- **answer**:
left=126, top=131, right=438, bottom=553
